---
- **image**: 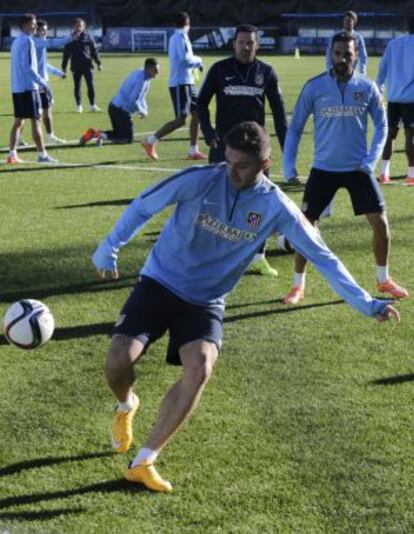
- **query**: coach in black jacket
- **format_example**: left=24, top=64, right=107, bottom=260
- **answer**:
left=198, top=23, right=287, bottom=163
left=62, top=18, right=102, bottom=113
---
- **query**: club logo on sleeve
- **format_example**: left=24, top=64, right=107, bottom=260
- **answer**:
left=247, top=211, right=262, bottom=231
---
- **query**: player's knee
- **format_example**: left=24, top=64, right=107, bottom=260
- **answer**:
left=182, top=342, right=218, bottom=385
left=106, top=334, right=139, bottom=376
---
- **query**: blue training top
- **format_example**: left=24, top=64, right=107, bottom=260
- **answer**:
left=111, top=68, right=151, bottom=116
left=376, top=35, right=414, bottom=103
left=11, top=32, right=47, bottom=92
left=93, top=164, right=388, bottom=318
left=284, top=71, right=387, bottom=179
left=168, top=29, right=202, bottom=87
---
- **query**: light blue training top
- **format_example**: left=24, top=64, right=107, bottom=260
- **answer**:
left=325, top=30, right=368, bottom=76
left=11, top=32, right=47, bottom=92
left=284, top=71, right=387, bottom=179
left=376, top=35, right=414, bottom=103
left=168, top=28, right=202, bottom=87
left=34, top=36, right=66, bottom=81
left=93, top=163, right=388, bottom=318
left=111, top=68, right=151, bottom=116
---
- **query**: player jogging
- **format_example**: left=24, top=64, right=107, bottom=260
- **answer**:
left=93, top=121, right=399, bottom=493
left=283, top=31, right=408, bottom=305
left=141, top=12, right=206, bottom=161
left=79, top=58, right=160, bottom=146
left=376, top=15, right=414, bottom=185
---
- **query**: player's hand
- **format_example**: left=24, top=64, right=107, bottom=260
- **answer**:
left=139, top=113, right=147, bottom=120
left=376, top=304, right=400, bottom=323
left=210, top=138, right=218, bottom=149
left=97, top=64, right=102, bottom=71
left=198, top=64, right=203, bottom=73
left=60, top=73, right=66, bottom=79
left=95, top=267, right=119, bottom=280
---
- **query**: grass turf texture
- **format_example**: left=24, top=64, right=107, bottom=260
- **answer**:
left=0, top=51, right=413, bottom=532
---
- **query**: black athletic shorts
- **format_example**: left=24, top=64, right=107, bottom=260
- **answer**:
left=12, top=90, right=41, bottom=119
left=40, top=89, right=53, bottom=109
left=387, top=101, right=414, bottom=129
left=169, top=84, right=198, bottom=118
left=302, top=168, right=385, bottom=219
left=112, top=275, right=224, bottom=366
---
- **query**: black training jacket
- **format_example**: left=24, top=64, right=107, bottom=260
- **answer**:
left=62, top=32, right=101, bottom=73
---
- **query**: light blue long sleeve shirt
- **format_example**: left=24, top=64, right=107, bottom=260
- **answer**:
left=326, top=30, right=368, bottom=75
left=34, top=37, right=67, bottom=81
left=168, top=29, right=202, bottom=87
left=111, top=68, right=151, bottom=115
left=284, top=71, right=387, bottom=179
left=93, top=164, right=388, bottom=318
left=11, top=32, right=47, bottom=92
left=376, top=35, right=414, bottom=103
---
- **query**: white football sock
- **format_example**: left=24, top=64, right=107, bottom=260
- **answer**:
left=147, top=134, right=157, bottom=144
left=116, top=392, right=138, bottom=412
left=9, top=149, right=17, bottom=157
left=381, top=160, right=390, bottom=176
left=100, top=132, right=108, bottom=141
left=408, top=167, right=414, bottom=178
left=131, top=447, right=158, bottom=467
left=39, top=150, right=48, bottom=158
left=294, top=272, right=306, bottom=289
left=189, top=144, right=198, bottom=155
left=377, top=265, right=389, bottom=283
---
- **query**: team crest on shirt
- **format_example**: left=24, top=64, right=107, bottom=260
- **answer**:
left=247, top=211, right=262, bottom=230
left=354, top=92, right=364, bottom=102
left=255, top=73, right=264, bottom=85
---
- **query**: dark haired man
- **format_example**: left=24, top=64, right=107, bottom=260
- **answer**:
left=198, top=23, right=288, bottom=276
left=141, top=12, right=206, bottom=161
left=7, top=13, right=57, bottom=164
left=93, top=121, right=399, bottom=493
left=326, top=11, right=367, bottom=75
left=376, top=16, right=414, bottom=184
left=283, top=32, right=408, bottom=305
left=79, top=58, right=160, bottom=146
left=62, top=18, right=102, bottom=113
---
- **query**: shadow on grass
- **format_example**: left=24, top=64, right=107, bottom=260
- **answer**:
left=0, top=451, right=115, bottom=477
left=0, top=508, right=85, bottom=522
left=0, top=479, right=147, bottom=509
left=370, top=373, right=414, bottom=386
left=55, top=198, right=133, bottom=209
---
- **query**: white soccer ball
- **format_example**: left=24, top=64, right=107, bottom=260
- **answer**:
left=3, top=299, right=55, bottom=350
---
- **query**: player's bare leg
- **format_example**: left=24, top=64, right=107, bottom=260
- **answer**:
left=404, top=128, right=414, bottom=184
left=366, top=211, right=408, bottom=299
left=283, top=218, right=316, bottom=304
left=142, top=116, right=186, bottom=160
left=125, top=339, right=218, bottom=492
left=379, top=127, right=398, bottom=183
left=7, top=118, right=25, bottom=163
left=187, top=110, right=207, bottom=160
left=106, top=334, right=144, bottom=453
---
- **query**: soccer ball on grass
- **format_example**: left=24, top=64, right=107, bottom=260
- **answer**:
left=3, top=299, right=55, bottom=349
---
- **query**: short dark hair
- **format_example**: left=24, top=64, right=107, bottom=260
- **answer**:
left=344, top=11, right=358, bottom=24
left=20, top=13, right=36, bottom=29
left=144, top=57, right=158, bottom=69
left=74, top=17, right=86, bottom=26
left=332, top=31, right=357, bottom=50
left=176, top=12, right=190, bottom=28
left=234, top=23, right=258, bottom=39
left=408, top=15, right=414, bottom=33
left=37, top=19, right=47, bottom=29
left=225, top=121, right=270, bottom=162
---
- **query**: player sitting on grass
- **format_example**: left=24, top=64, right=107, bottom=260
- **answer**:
left=79, top=58, right=160, bottom=147
left=93, top=121, right=399, bottom=493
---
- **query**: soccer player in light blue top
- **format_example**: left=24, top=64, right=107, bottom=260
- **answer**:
left=325, top=11, right=367, bottom=76
left=283, top=31, right=408, bottom=306
left=141, top=11, right=206, bottom=161
left=34, top=19, right=68, bottom=144
left=7, top=13, right=57, bottom=164
left=376, top=15, right=414, bottom=185
left=92, top=121, right=399, bottom=493
left=79, top=58, right=160, bottom=146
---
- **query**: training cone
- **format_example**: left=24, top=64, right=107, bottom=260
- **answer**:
left=294, top=47, right=300, bottom=59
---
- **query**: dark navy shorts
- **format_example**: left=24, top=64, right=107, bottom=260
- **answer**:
left=387, top=101, right=414, bottom=129
left=112, top=275, right=224, bottom=366
left=40, top=89, right=53, bottom=109
left=302, top=168, right=385, bottom=219
left=12, top=90, right=41, bottom=119
left=169, top=84, right=198, bottom=118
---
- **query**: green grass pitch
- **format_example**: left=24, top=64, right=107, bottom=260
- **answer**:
left=0, top=51, right=413, bottom=532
